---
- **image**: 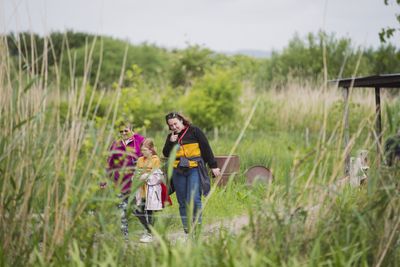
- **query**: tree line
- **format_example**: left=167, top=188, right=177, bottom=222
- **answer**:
left=4, top=31, right=400, bottom=89
left=3, top=31, right=400, bottom=132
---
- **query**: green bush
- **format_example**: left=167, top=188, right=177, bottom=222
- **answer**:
left=170, top=45, right=213, bottom=89
left=184, top=68, right=242, bottom=131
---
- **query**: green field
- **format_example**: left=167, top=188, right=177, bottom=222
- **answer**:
left=1, top=33, right=400, bottom=266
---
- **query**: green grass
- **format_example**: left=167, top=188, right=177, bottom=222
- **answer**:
left=2, top=35, right=400, bottom=266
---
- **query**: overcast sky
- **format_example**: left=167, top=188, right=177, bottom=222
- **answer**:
left=1, top=0, right=399, bottom=52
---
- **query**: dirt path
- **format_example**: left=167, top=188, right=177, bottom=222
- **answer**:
left=165, top=214, right=250, bottom=243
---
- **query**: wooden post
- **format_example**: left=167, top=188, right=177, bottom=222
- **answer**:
left=375, top=87, right=382, bottom=165
left=343, top=87, right=350, bottom=176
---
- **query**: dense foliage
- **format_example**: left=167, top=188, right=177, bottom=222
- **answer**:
left=4, top=30, right=400, bottom=131
left=1, top=29, right=400, bottom=266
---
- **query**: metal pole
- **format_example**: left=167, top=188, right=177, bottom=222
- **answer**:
left=375, top=87, right=382, bottom=165
left=343, top=87, right=350, bottom=176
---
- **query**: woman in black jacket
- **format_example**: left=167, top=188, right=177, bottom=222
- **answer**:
left=163, top=112, right=220, bottom=234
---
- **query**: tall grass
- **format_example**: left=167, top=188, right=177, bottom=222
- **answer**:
left=0, top=33, right=123, bottom=264
left=1, top=33, right=400, bottom=266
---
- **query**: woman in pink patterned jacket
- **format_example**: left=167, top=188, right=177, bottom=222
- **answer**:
left=104, top=122, right=145, bottom=240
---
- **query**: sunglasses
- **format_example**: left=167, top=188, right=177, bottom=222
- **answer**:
left=119, top=129, right=130, bottom=134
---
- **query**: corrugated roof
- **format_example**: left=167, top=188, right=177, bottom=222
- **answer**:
left=330, top=74, right=400, bottom=88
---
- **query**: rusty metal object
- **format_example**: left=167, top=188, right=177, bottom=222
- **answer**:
left=245, top=165, right=273, bottom=186
left=214, top=155, right=240, bottom=186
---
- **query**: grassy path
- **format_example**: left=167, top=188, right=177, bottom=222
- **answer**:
left=165, top=214, right=250, bottom=243
left=127, top=214, right=250, bottom=246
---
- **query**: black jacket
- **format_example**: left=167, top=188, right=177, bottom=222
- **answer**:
left=162, top=125, right=218, bottom=169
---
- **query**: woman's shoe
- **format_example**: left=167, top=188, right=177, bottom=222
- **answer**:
left=139, top=233, right=153, bottom=243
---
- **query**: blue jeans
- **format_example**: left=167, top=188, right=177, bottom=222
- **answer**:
left=172, top=168, right=202, bottom=232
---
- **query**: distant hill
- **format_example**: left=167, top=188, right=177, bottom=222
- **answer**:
left=221, top=49, right=272, bottom=58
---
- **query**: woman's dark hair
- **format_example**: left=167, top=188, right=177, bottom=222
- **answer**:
left=165, top=112, right=191, bottom=127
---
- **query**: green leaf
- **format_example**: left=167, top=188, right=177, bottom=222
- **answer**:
left=10, top=176, right=16, bottom=190
left=387, top=28, right=396, bottom=37
left=167, top=144, right=179, bottom=180
left=12, top=115, right=36, bottom=131
left=386, top=105, right=393, bottom=133
left=23, top=76, right=39, bottom=93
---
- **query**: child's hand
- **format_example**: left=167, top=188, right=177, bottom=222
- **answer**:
left=140, top=173, right=149, bottom=181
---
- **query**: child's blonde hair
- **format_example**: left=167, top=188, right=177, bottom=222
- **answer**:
left=142, top=138, right=157, bottom=155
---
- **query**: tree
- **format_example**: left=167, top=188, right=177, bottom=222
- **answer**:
left=184, top=68, right=242, bottom=133
left=254, top=32, right=371, bottom=89
left=71, top=37, right=172, bottom=88
left=170, top=45, right=213, bottom=89
left=371, top=44, right=400, bottom=74
left=379, top=0, right=400, bottom=42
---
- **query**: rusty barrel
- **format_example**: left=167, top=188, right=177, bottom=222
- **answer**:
left=245, top=165, right=273, bottom=186
left=214, top=155, right=240, bottom=186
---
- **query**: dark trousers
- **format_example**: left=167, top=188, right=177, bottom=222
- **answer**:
left=133, top=201, right=155, bottom=233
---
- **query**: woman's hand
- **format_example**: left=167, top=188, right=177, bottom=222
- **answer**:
left=211, top=168, right=221, bottom=178
left=169, top=132, right=178, bottom=142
